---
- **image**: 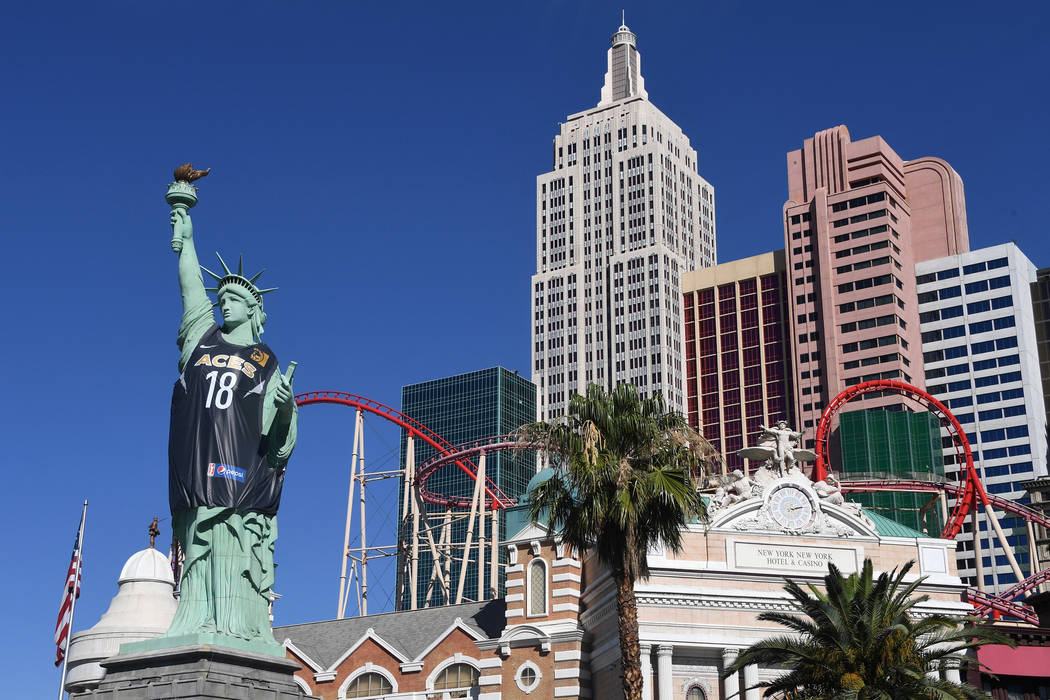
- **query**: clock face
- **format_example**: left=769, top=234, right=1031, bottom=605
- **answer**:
left=767, top=484, right=816, bottom=531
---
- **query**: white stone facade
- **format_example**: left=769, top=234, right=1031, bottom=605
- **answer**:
left=532, top=24, right=716, bottom=421
left=917, top=242, right=1048, bottom=592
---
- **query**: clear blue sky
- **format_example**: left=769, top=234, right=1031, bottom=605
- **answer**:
left=2, top=1, right=1047, bottom=694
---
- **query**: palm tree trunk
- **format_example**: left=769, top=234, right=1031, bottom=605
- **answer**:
left=614, top=569, right=643, bottom=700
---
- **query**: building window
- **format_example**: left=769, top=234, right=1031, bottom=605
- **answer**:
left=431, top=663, right=480, bottom=698
left=686, top=686, right=707, bottom=700
left=342, top=670, right=394, bottom=698
left=515, top=661, right=542, bottom=694
left=528, top=558, right=548, bottom=616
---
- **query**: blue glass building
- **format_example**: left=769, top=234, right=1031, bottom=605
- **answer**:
left=397, top=367, right=537, bottom=609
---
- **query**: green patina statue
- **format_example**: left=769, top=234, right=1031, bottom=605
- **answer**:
left=151, top=165, right=298, bottom=656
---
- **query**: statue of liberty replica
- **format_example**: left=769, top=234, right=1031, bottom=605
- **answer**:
left=163, top=164, right=298, bottom=653
left=75, top=166, right=309, bottom=699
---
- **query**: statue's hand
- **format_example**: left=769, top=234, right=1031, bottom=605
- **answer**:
left=274, top=373, right=294, bottom=417
left=170, top=208, right=193, bottom=253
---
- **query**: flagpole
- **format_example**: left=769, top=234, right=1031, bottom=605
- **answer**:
left=57, top=499, right=87, bottom=700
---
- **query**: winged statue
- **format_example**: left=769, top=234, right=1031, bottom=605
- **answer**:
left=737, top=420, right=816, bottom=476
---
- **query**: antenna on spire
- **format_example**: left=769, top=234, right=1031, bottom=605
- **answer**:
left=622, top=9, right=625, bottom=25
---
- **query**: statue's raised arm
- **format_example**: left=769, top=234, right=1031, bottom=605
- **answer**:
left=167, top=166, right=214, bottom=369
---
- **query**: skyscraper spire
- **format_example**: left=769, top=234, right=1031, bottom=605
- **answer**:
left=599, top=19, right=646, bottom=106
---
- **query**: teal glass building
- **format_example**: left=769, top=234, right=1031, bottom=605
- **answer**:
left=397, top=367, right=537, bottom=609
left=837, top=408, right=946, bottom=534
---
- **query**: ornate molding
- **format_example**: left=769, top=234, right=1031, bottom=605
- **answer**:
left=636, top=592, right=799, bottom=613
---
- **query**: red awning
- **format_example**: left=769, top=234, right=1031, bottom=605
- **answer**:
left=978, top=644, right=1050, bottom=676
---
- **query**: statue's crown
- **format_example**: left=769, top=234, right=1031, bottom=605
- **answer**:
left=202, top=253, right=276, bottom=307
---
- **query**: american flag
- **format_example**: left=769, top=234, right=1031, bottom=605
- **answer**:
left=53, top=523, right=83, bottom=667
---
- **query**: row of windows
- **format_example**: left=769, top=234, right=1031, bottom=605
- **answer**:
left=920, top=316, right=1016, bottom=343
left=843, top=352, right=904, bottom=370
left=922, top=337, right=1018, bottom=364
left=832, top=223, right=894, bottom=245
left=835, top=238, right=894, bottom=259
left=927, top=371, right=1022, bottom=395
left=916, top=256, right=1009, bottom=284
left=842, top=334, right=907, bottom=354
left=925, top=354, right=1020, bottom=379
left=944, top=387, right=1026, bottom=410
left=978, top=425, right=1030, bottom=442
left=836, top=255, right=894, bottom=275
left=918, top=295, right=1012, bottom=323
left=839, top=293, right=896, bottom=314
left=950, top=404, right=1028, bottom=425
left=980, top=444, right=1032, bottom=460
left=979, top=462, right=1034, bottom=478
left=837, top=273, right=901, bottom=294
left=917, top=275, right=1011, bottom=303
left=840, top=313, right=903, bottom=333
left=831, top=191, right=886, bottom=212
left=832, top=208, right=887, bottom=228
left=332, top=662, right=481, bottom=699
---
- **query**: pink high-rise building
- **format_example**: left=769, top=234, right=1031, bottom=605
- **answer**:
left=784, top=126, right=969, bottom=445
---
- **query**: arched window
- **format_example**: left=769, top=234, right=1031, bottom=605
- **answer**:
left=343, top=671, right=393, bottom=698
left=686, top=686, right=707, bottom=700
left=430, top=662, right=479, bottom=698
left=527, top=558, right=547, bottom=616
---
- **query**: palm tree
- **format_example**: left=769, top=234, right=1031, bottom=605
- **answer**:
left=519, top=382, right=718, bottom=700
left=725, top=558, right=1009, bottom=699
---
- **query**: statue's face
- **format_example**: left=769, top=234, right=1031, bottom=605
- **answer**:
left=219, top=291, right=252, bottom=330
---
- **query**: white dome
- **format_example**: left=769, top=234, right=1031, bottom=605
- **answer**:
left=64, top=547, right=177, bottom=693
left=118, top=547, right=174, bottom=585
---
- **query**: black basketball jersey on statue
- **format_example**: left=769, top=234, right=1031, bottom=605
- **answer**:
left=169, top=324, right=284, bottom=515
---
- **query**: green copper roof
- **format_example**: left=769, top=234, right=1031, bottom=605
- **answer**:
left=865, top=509, right=931, bottom=539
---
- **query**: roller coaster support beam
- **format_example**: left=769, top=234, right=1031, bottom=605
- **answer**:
left=408, top=437, right=421, bottom=610
left=490, top=500, right=499, bottom=599
left=337, top=408, right=363, bottom=619
left=456, top=453, right=485, bottom=605
left=1028, top=520, right=1042, bottom=581
left=477, top=453, right=487, bottom=602
left=983, top=500, right=1025, bottom=584
left=972, top=509, right=986, bottom=593
left=359, top=428, right=368, bottom=616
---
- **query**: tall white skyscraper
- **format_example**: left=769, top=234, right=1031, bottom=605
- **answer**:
left=532, top=23, right=717, bottom=421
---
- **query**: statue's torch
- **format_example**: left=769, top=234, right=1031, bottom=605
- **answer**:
left=165, top=164, right=210, bottom=253
left=165, top=181, right=198, bottom=254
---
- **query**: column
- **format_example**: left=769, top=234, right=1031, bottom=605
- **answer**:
left=640, top=644, right=653, bottom=700
left=656, top=644, right=674, bottom=700
left=743, top=663, right=759, bottom=700
left=722, top=648, right=739, bottom=700
left=945, top=666, right=961, bottom=684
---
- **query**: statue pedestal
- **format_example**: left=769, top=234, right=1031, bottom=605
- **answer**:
left=71, top=644, right=314, bottom=700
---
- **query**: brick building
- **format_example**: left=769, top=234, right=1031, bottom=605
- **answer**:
left=276, top=470, right=968, bottom=699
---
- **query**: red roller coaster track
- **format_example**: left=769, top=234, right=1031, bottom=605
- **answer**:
left=416, top=435, right=546, bottom=487
left=296, top=384, right=1047, bottom=625
left=814, top=379, right=984, bottom=540
left=294, top=391, right=516, bottom=509
left=814, top=380, right=1046, bottom=624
